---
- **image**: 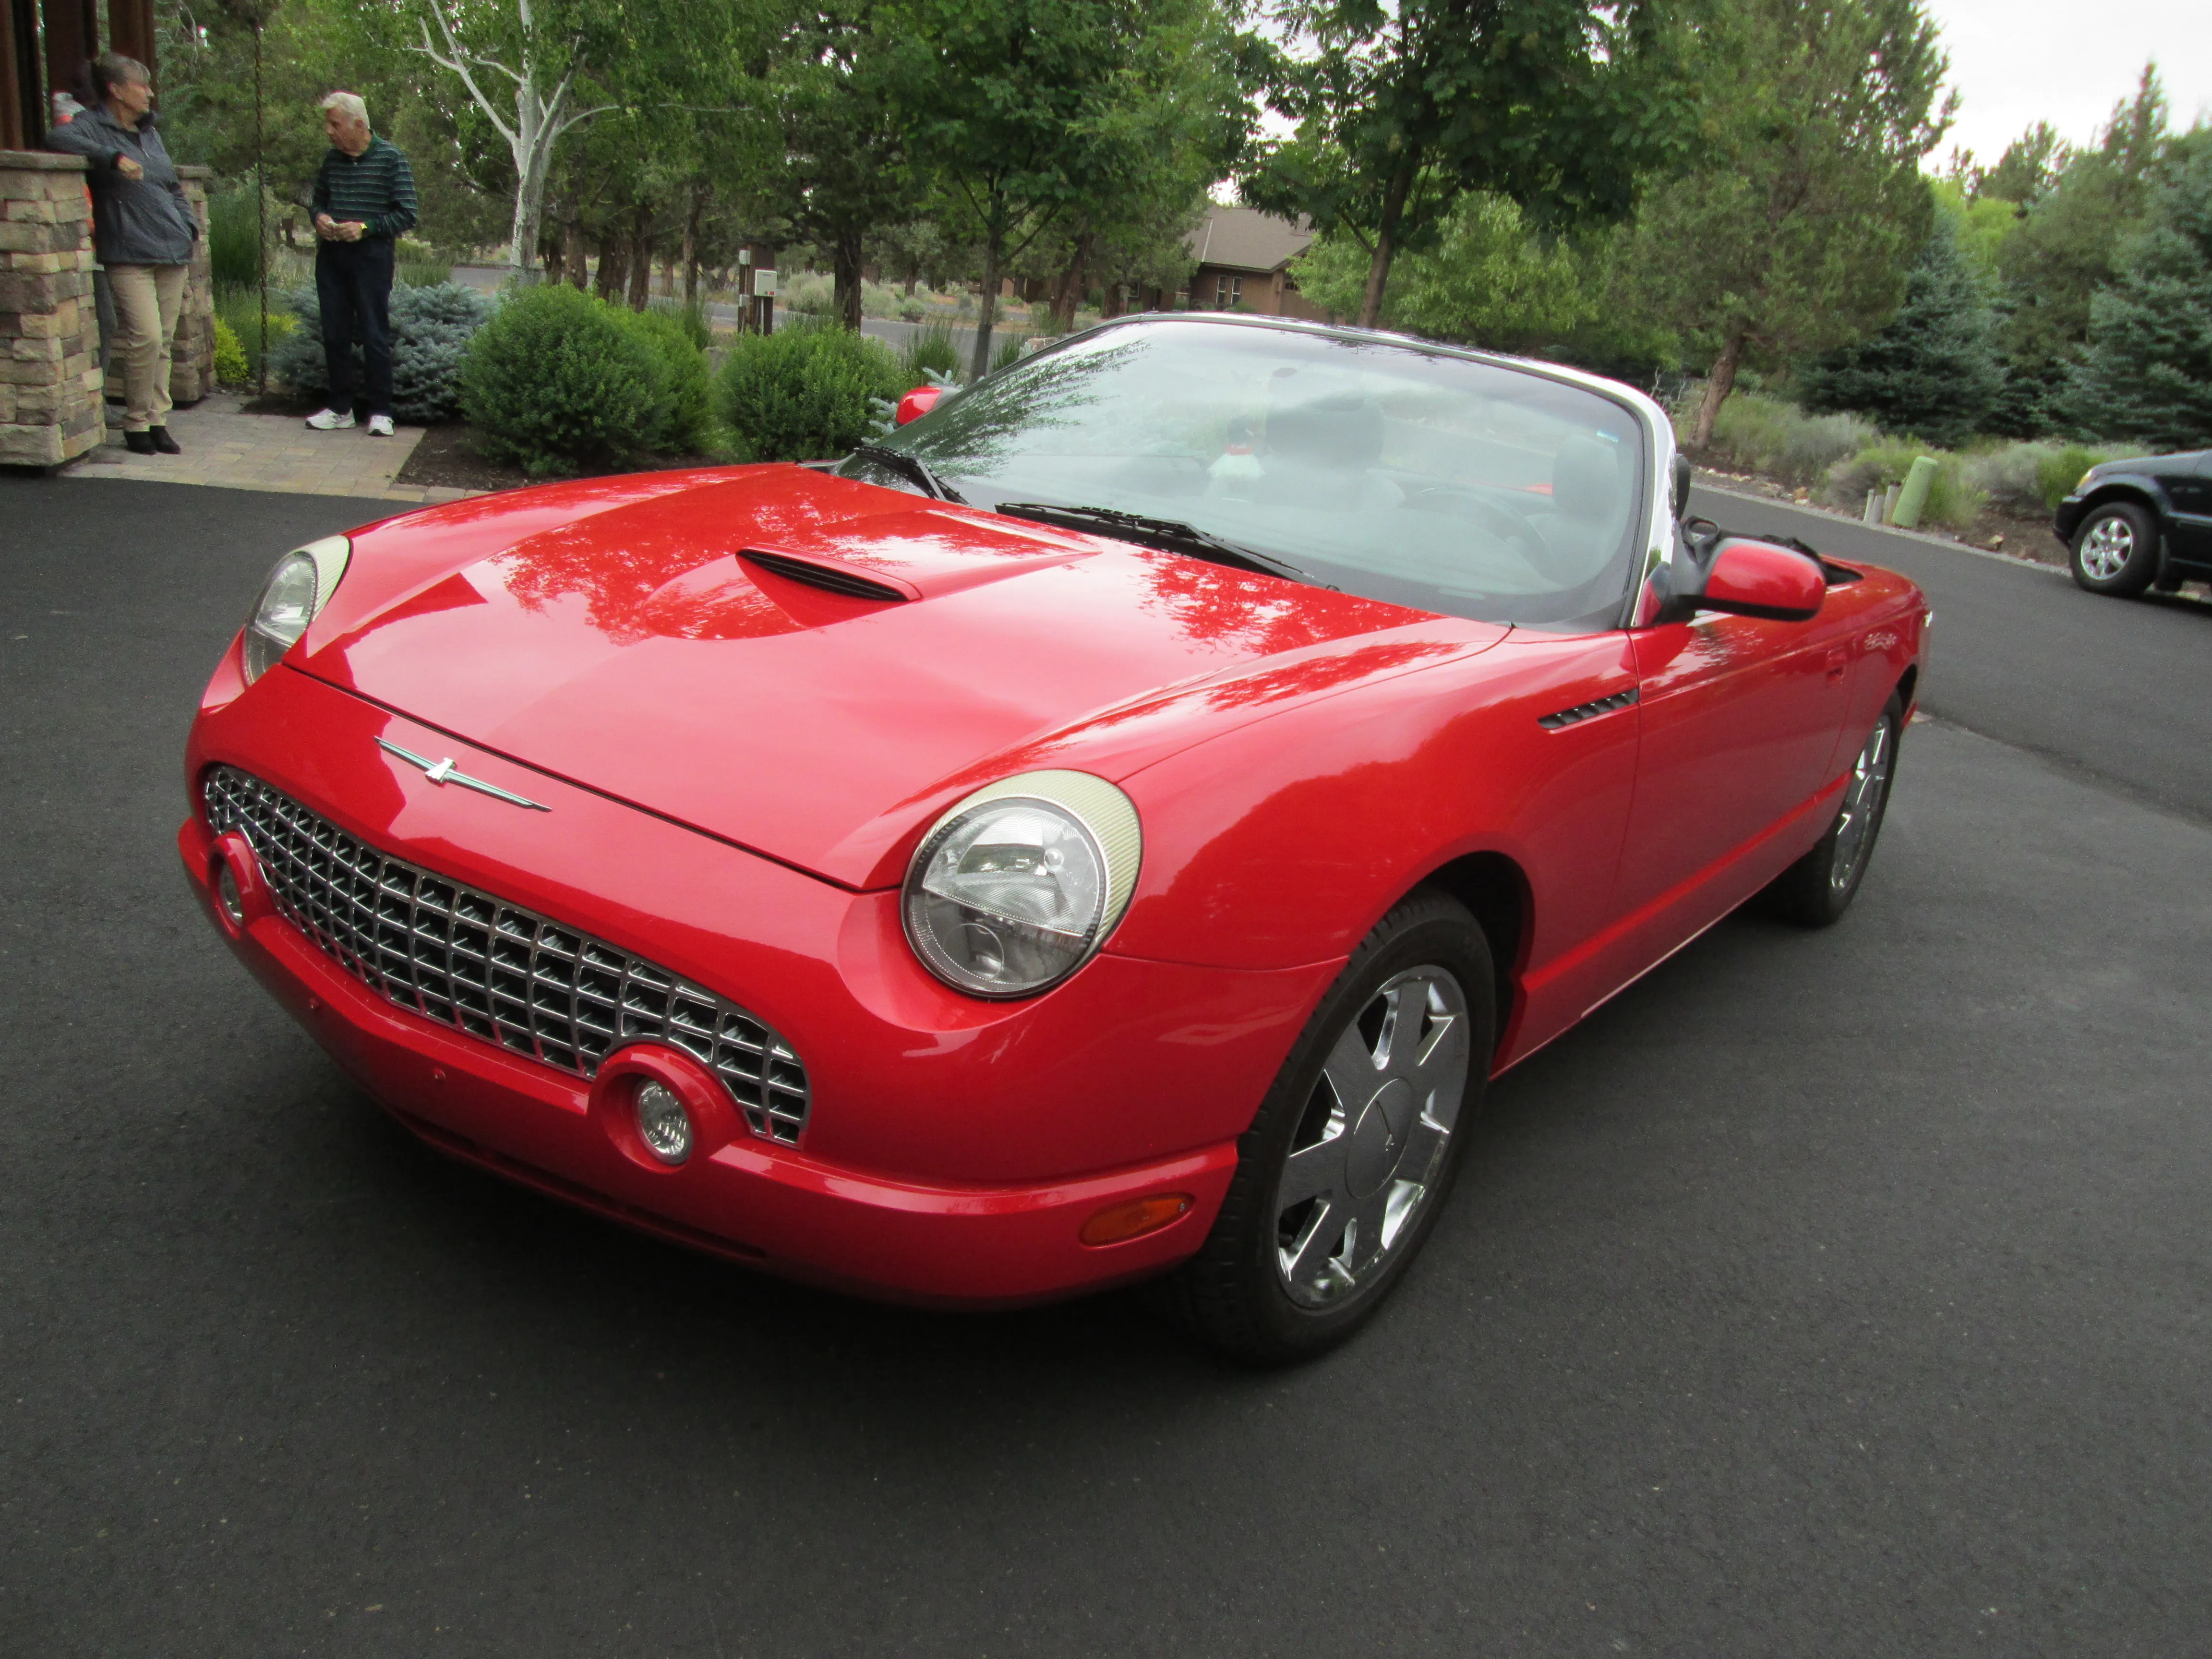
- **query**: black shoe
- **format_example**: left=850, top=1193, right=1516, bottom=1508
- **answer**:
left=148, top=426, right=181, bottom=454
left=123, top=431, right=156, bottom=455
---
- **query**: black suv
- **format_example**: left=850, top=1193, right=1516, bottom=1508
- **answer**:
left=2055, top=449, right=2212, bottom=597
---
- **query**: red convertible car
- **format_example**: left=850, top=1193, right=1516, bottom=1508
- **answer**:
left=181, top=315, right=1925, bottom=1360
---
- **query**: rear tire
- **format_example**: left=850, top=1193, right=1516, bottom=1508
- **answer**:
left=2069, top=502, right=2159, bottom=596
left=1155, top=891, right=1494, bottom=1365
left=1761, top=696, right=1902, bottom=928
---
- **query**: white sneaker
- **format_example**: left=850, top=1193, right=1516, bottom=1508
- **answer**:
left=366, top=414, right=395, bottom=437
left=306, top=408, right=355, bottom=431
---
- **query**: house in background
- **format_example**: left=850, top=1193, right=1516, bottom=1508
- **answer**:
left=1112, top=204, right=1330, bottom=320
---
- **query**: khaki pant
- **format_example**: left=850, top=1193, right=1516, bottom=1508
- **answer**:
left=107, top=263, right=188, bottom=434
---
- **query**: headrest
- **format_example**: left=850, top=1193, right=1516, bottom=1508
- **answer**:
left=1553, top=435, right=1623, bottom=524
left=1266, top=391, right=1383, bottom=468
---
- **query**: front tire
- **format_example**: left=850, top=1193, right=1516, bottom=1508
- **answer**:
left=1761, top=696, right=1902, bottom=927
left=1157, top=891, right=1494, bottom=1364
left=2070, top=502, right=2160, bottom=596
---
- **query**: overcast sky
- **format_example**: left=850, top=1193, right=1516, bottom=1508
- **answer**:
left=1925, top=0, right=2208, bottom=163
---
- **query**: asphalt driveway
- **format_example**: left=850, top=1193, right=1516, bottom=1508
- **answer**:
left=3, top=479, right=2207, bottom=1656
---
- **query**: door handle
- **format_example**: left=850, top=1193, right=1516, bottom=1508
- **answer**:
left=1824, top=646, right=1849, bottom=682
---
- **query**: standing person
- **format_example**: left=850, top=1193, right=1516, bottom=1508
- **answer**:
left=44, top=54, right=198, bottom=457
left=304, top=92, right=417, bottom=438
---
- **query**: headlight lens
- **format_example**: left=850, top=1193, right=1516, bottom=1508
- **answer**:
left=902, top=770, right=1142, bottom=998
left=242, top=535, right=351, bottom=683
left=2077, top=467, right=2099, bottom=492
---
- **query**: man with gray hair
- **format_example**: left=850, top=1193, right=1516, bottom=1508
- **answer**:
left=304, top=90, right=417, bottom=437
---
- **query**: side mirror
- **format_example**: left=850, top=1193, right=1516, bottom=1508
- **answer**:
left=1698, top=539, right=1825, bottom=622
left=1672, top=453, right=1693, bottom=519
left=894, top=385, right=942, bottom=426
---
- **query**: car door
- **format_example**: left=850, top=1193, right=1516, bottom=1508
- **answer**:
left=2161, top=453, right=2212, bottom=565
left=1609, top=578, right=1864, bottom=971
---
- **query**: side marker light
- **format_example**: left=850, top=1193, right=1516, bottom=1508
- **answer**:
left=1079, top=1193, right=1192, bottom=1248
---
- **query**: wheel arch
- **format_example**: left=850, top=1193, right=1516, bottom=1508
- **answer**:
left=1894, top=662, right=1918, bottom=714
left=1410, top=850, right=1529, bottom=1060
left=2075, top=482, right=2164, bottom=533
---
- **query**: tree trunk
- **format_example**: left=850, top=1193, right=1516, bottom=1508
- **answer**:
left=1690, top=326, right=1748, bottom=452
left=1358, top=161, right=1417, bottom=329
left=626, top=205, right=654, bottom=310
left=969, top=228, right=1003, bottom=380
left=1050, top=232, right=1093, bottom=334
left=542, top=238, right=565, bottom=286
left=563, top=220, right=589, bottom=290
left=593, top=229, right=627, bottom=302
left=832, top=228, right=866, bottom=332
left=903, top=273, right=918, bottom=299
left=682, top=187, right=704, bottom=305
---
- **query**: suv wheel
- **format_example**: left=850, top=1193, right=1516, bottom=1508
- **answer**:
left=2070, top=502, right=2160, bottom=596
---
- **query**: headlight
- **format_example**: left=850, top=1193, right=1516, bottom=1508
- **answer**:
left=902, top=770, right=1142, bottom=998
left=2076, top=467, right=2099, bottom=492
left=242, top=535, right=351, bottom=683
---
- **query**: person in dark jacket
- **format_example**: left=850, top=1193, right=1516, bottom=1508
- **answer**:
left=44, top=54, right=198, bottom=456
left=305, top=91, right=418, bottom=437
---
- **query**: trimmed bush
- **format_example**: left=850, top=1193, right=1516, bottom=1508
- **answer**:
left=1960, top=441, right=2117, bottom=515
left=617, top=305, right=711, bottom=454
left=212, top=316, right=249, bottom=387
left=460, top=284, right=666, bottom=476
left=714, top=322, right=911, bottom=463
left=272, top=281, right=494, bottom=424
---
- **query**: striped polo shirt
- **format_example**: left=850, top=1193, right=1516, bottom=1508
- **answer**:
left=312, top=135, right=419, bottom=241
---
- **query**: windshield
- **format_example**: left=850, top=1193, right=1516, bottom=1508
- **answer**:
left=840, top=317, right=1649, bottom=629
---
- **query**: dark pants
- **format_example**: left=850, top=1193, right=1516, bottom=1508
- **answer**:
left=316, top=238, right=395, bottom=417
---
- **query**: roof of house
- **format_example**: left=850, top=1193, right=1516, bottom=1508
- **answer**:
left=1185, top=204, right=1314, bottom=274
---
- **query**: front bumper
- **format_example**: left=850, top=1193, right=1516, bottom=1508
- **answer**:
left=183, top=661, right=1338, bottom=1307
left=2053, top=495, right=2088, bottom=541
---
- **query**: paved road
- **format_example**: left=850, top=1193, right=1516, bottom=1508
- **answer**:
left=1692, top=484, right=2212, bottom=825
left=4, top=479, right=2209, bottom=1655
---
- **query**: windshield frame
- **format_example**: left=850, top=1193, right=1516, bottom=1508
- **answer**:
left=851, top=312, right=1680, bottom=634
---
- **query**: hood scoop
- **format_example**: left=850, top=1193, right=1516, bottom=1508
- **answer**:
left=741, top=548, right=914, bottom=603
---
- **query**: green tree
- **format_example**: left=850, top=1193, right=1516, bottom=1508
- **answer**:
left=1798, top=210, right=2001, bottom=446
left=1242, top=0, right=1686, bottom=327
left=1980, top=121, right=2068, bottom=208
left=2071, top=132, right=2212, bottom=449
left=1625, top=0, right=1949, bottom=451
left=885, top=0, right=1230, bottom=377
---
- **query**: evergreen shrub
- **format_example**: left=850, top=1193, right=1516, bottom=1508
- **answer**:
left=1960, top=441, right=2116, bottom=514
left=460, top=284, right=665, bottom=476
left=1690, top=392, right=1874, bottom=483
left=899, top=322, right=961, bottom=383
left=2070, top=140, right=2212, bottom=449
left=1823, top=441, right=1985, bottom=530
left=714, top=322, right=910, bottom=463
left=273, top=282, right=494, bottom=424
left=617, top=305, right=712, bottom=454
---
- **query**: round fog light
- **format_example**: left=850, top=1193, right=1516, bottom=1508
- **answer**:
left=216, top=862, right=246, bottom=926
left=633, top=1080, right=692, bottom=1165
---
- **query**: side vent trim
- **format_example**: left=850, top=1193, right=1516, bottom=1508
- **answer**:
left=741, top=549, right=914, bottom=603
left=1539, top=686, right=1639, bottom=731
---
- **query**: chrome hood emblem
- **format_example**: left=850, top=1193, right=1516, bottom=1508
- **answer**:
left=377, top=738, right=550, bottom=811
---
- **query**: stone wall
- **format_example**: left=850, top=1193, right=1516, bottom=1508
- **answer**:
left=0, top=150, right=102, bottom=468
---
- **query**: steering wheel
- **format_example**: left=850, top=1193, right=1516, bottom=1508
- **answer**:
left=1403, top=485, right=1550, bottom=568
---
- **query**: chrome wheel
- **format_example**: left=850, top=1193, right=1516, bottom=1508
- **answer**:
left=2078, top=516, right=2134, bottom=581
left=1274, top=966, right=1471, bottom=1308
left=1830, top=715, right=1895, bottom=893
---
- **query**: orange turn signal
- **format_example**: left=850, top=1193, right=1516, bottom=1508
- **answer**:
left=1078, top=1193, right=1193, bottom=1248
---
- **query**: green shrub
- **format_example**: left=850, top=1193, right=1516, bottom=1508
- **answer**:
left=273, top=281, right=494, bottom=424
left=617, top=305, right=711, bottom=454
left=648, top=295, right=712, bottom=351
left=460, top=284, right=665, bottom=476
left=779, top=271, right=834, bottom=316
left=1823, top=440, right=1985, bottom=530
left=1689, top=391, right=1875, bottom=484
left=212, top=316, right=249, bottom=387
left=2036, top=444, right=2112, bottom=510
left=990, top=333, right=1027, bottom=374
left=900, top=322, right=961, bottom=384
left=399, top=258, right=454, bottom=288
left=713, top=322, right=910, bottom=462
left=210, top=281, right=292, bottom=385
left=1958, top=441, right=2114, bottom=515
left=206, top=188, right=261, bottom=288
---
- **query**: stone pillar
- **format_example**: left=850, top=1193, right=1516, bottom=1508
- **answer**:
left=0, top=148, right=101, bottom=469
left=102, top=162, right=216, bottom=407
left=168, top=164, right=215, bottom=404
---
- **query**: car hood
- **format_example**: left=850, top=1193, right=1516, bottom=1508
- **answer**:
left=300, top=467, right=1506, bottom=888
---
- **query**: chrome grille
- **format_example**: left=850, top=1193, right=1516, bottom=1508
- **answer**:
left=202, top=766, right=810, bottom=1144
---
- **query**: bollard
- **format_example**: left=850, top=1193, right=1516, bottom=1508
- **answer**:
left=1891, top=456, right=1939, bottom=529
left=1863, top=489, right=1882, bottom=524
left=1882, top=482, right=1902, bottom=523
